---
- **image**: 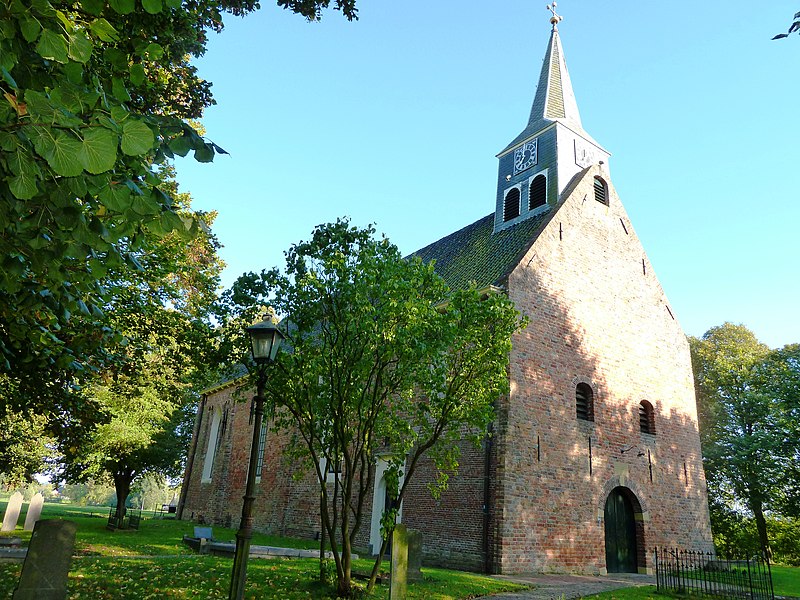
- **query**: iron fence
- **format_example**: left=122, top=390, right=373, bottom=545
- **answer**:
left=654, top=548, right=774, bottom=600
left=106, top=507, right=142, bottom=530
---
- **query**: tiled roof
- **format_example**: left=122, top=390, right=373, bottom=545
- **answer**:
left=410, top=210, right=552, bottom=292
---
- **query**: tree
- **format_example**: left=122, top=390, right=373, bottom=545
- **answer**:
left=223, top=219, right=525, bottom=597
left=46, top=160, right=225, bottom=526
left=59, top=305, right=208, bottom=527
left=690, top=323, right=800, bottom=557
left=773, top=10, right=800, bottom=39
left=0, top=0, right=358, bottom=384
left=0, top=399, right=54, bottom=487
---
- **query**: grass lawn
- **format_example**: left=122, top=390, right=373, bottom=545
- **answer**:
left=0, top=501, right=527, bottom=599
left=770, top=565, right=800, bottom=597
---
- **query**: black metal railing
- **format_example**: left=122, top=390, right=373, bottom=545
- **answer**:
left=654, top=548, right=774, bottom=600
left=107, top=507, right=142, bottom=530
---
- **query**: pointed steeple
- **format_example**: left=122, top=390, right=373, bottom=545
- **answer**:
left=499, top=9, right=598, bottom=155
left=493, top=4, right=610, bottom=234
left=528, top=26, right=582, bottom=133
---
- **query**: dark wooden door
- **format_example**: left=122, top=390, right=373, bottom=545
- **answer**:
left=604, top=488, right=637, bottom=573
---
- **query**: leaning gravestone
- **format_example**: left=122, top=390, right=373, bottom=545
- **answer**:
left=406, top=528, right=423, bottom=583
left=23, top=493, right=44, bottom=531
left=390, top=524, right=409, bottom=600
left=13, top=519, right=77, bottom=600
left=1, top=492, right=23, bottom=532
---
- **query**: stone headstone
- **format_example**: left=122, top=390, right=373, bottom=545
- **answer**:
left=390, top=524, right=409, bottom=600
left=2, top=492, right=23, bottom=532
left=13, top=519, right=76, bottom=600
left=23, top=494, right=44, bottom=531
left=406, top=528, right=423, bottom=583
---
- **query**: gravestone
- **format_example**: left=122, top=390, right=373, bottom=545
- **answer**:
left=1, top=492, right=23, bottom=532
left=13, top=519, right=77, bottom=600
left=406, top=528, right=423, bottom=583
left=390, top=524, right=409, bottom=600
left=23, top=494, right=44, bottom=531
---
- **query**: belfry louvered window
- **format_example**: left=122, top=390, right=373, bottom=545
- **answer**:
left=504, top=188, right=521, bottom=222
left=594, top=176, right=608, bottom=205
left=576, top=383, right=594, bottom=421
left=639, top=400, right=656, bottom=434
left=529, top=174, right=547, bottom=210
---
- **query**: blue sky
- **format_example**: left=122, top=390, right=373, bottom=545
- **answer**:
left=176, top=1, right=800, bottom=350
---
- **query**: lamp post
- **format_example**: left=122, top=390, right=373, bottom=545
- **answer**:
left=229, top=318, right=284, bottom=600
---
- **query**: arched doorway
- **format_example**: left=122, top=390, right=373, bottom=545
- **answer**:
left=604, top=487, right=638, bottom=573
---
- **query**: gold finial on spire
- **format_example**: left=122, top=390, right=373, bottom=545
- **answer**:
left=547, top=2, right=563, bottom=30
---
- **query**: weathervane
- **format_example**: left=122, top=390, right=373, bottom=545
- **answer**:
left=546, top=2, right=563, bottom=30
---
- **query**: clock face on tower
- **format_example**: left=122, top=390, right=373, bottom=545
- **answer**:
left=513, top=138, right=538, bottom=175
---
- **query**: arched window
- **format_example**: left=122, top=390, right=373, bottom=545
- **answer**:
left=576, top=383, right=594, bottom=422
left=529, top=174, right=547, bottom=210
left=201, top=407, right=222, bottom=482
left=594, top=176, right=608, bottom=205
left=504, top=187, right=520, bottom=222
left=639, top=400, right=655, bottom=434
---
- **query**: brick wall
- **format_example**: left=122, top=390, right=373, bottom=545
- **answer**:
left=497, top=165, right=713, bottom=574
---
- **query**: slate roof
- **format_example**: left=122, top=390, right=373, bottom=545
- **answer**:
left=410, top=210, right=552, bottom=292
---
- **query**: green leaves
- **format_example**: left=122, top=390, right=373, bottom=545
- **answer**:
left=89, top=18, right=118, bottom=42
left=32, top=129, right=84, bottom=176
left=121, top=119, right=155, bottom=155
left=129, top=63, right=146, bottom=86
left=68, top=32, right=93, bottom=63
left=142, top=0, right=163, bottom=14
left=78, top=128, right=117, bottom=174
left=9, top=172, right=39, bottom=200
left=19, top=16, right=42, bottom=43
left=109, top=0, right=135, bottom=13
left=36, top=29, right=68, bottom=63
left=80, top=0, right=105, bottom=14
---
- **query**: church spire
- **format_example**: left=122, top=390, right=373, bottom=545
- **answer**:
left=528, top=14, right=582, bottom=132
left=500, top=3, right=589, bottom=155
left=493, top=4, right=610, bottom=234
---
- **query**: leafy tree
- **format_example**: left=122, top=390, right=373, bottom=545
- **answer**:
left=773, top=10, right=800, bottom=39
left=690, top=323, right=800, bottom=557
left=0, top=0, right=358, bottom=384
left=59, top=306, right=207, bottom=527
left=50, top=163, right=224, bottom=527
left=224, top=219, right=525, bottom=597
left=0, top=400, right=54, bottom=487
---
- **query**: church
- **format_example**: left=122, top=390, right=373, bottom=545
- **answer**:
left=178, top=8, right=714, bottom=575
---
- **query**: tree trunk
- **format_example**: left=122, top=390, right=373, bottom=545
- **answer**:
left=334, top=502, right=354, bottom=598
left=752, top=501, right=772, bottom=560
left=113, top=471, right=132, bottom=529
left=319, top=490, right=327, bottom=583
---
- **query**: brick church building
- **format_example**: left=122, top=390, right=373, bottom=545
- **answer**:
left=179, top=10, right=714, bottom=575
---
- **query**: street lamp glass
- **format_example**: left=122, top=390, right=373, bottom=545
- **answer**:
left=246, top=319, right=285, bottom=363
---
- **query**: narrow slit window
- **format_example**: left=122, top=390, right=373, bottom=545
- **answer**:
left=529, top=174, right=547, bottom=210
left=504, top=188, right=520, bottom=221
left=639, top=400, right=656, bottom=434
left=576, top=383, right=594, bottom=422
left=593, top=176, right=608, bottom=205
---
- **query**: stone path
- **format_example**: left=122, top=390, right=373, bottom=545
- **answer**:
left=482, top=573, right=656, bottom=599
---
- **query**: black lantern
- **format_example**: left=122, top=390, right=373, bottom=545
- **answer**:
left=246, top=318, right=285, bottom=364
